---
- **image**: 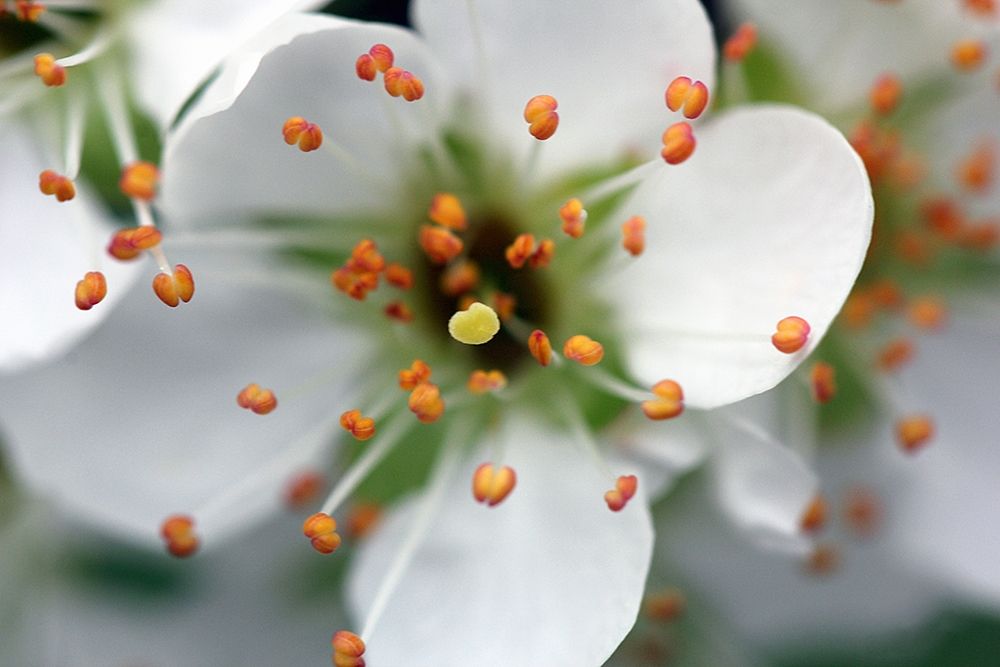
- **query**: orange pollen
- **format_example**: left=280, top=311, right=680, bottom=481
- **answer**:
left=346, top=239, right=386, bottom=273
left=384, top=262, right=414, bottom=289
left=74, top=271, right=107, bottom=311
left=472, top=463, right=517, bottom=507
left=528, top=329, right=553, bottom=367
left=119, top=161, right=160, bottom=201
left=16, top=1, right=46, bottom=22
left=491, top=292, right=517, bottom=322
left=897, top=415, right=934, bottom=453
left=282, top=116, right=323, bottom=152
left=107, top=226, right=163, bottom=261
left=38, top=169, right=75, bottom=201
left=661, top=121, right=696, bottom=165
left=528, top=238, right=556, bottom=269
left=723, top=22, right=758, bottom=62
left=641, top=379, right=685, bottom=421
left=440, top=260, right=481, bottom=296
left=523, top=94, right=559, bottom=140
left=33, top=53, right=65, bottom=86
left=384, top=300, right=414, bottom=323
left=908, top=296, right=947, bottom=330
left=408, top=382, right=445, bottom=423
left=303, top=512, right=341, bottom=555
left=799, top=494, right=828, bottom=533
left=877, top=338, right=915, bottom=372
left=951, top=39, right=988, bottom=71
left=621, top=215, right=646, bottom=256
left=419, top=225, right=463, bottom=264
left=771, top=316, right=810, bottom=354
left=346, top=503, right=382, bottom=539
left=467, top=369, right=507, bottom=394
left=804, top=543, right=840, bottom=576
left=563, top=334, right=604, bottom=366
left=843, top=485, right=883, bottom=539
left=332, top=267, right=379, bottom=301
left=398, top=360, right=432, bottom=390
left=284, top=471, right=325, bottom=509
left=152, top=264, right=195, bottom=308
left=332, top=630, right=366, bottom=667
left=160, top=515, right=198, bottom=558
left=956, top=142, right=995, bottom=193
left=809, top=362, right=836, bottom=404
left=665, top=76, right=710, bottom=119
left=428, top=193, right=467, bottom=231
left=644, top=588, right=686, bottom=622
left=383, top=67, right=425, bottom=101
left=604, top=474, right=638, bottom=512
left=236, top=383, right=278, bottom=415
left=869, top=73, right=903, bottom=116
left=339, top=409, right=376, bottom=441
left=505, top=233, right=536, bottom=269
left=559, top=198, right=587, bottom=238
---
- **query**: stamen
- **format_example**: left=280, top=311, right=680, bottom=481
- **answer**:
left=799, top=493, right=828, bottom=533
left=491, top=292, right=516, bottom=322
left=384, top=300, right=414, bottom=323
left=419, top=225, right=463, bottom=264
left=804, top=543, right=840, bottom=576
left=723, top=22, right=758, bottom=62
left=38, top=169, right=76, bottom=201
left=107, top=226, right=162, bottom=260
left=843, top=485, right=882, bottom=539
left=809, top=362, right=836, bottom=403
left=332, top=267, right=379, bottom=301
left=152, top=264, right=195, bottom=307
left=661, top=122, right=696, bottom=165
left=563, top=334, right=604, bottom=366
left=665, top=76, right=710, bottom=119
left=896, top=415, right=934, bottom=453
left=383, top=67, right=425, bottom=101
left=408, top=382, right=445, bottom=423
left=472, top=463, right=517, bottom=506
left=869, top=73, right=903, bottom=116
left=644, top=588, right=686, bottom=622
left=119, top=161, right=159, bottom=201
left=641, top=379, right=685, bottom=420
left=340, top=409, right=376, bottom=441
left=160, top=515, right=199, bottom=558
left=448, top=301, right=500, bottom=345
left=236, top=383, right=278, bottom=415
left=332, top=630, right=366, bottom=667
left=74, top=271, right=106, bottom=311
left=621, top=215, right=646, bottom=256
left=528, top=238, right=555, bottom=268
left=282, top=116, right=323, bottom=152
left=303, top=512, right=341, bottom=554
left=951, top=39, right=988, bottom=71
left=908, top=296, right=947, bottom=330
left=877, top=338, right=915, bottom=372
left=346, top=502, right=382, bottom=538
left=559, top=198, right=587, bottom=238
left=16, top=0, right=46, bottom=22
left=428, top=193, right=467, bottom=231
left=956, top=141, right=995, bottom=193
left=869, top=278, right=904, bottom=309
left=284, top=471, right=326, bottom=509
left=33, top=53, right=66, bottom=87
left=528, top=329, right=553, bottom=366
left=523, top=94, right=559, bottom=141
left=771, top=316, right=811, bottom=354
left=960, top=220, right=1000, bottom=250
left=398, top=360, right=432, bottom=390
left=440, top=259, right=480, bottom=296
left=385, top=263, right=413, bottom=289
left=964, top=0, right=997, bottom=16
left=346, top=239, right=386, bottom=273
left=356, top=43, right=394, bottom=81
left=505, top=233, right=535, bottom=269
left=604, top=474, right=638, bottom=512
left=467, top=369, right=507, bottom=394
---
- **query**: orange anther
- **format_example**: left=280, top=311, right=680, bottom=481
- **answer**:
left=16, top=1, right=46, bottom=22
left=281, top=116, right=323, bottom=152
left=331, top=267, right=379, bottom=300
left=965, top=0, right=997, bottom=17
left=505, top=233, right=536, bottom=269
left=303, top=512, right=341, bottom=555
left=472, top=463, right=517, bottom=507
left=869, top=73, right=903, bottom=116
left=355, top=54, right=378, bottom=81
left=563, top=334, right=604, bottom=366
left=236, top=383, right=278, bottom=415
left=74, top=271, right=107, bottom=311
left=152, top=264, right=195, bottom=308
left=346, top=502, right=382, bottom=538
left=810, top=362, right=836, bottom=404
left=908, top=296, right=947, bottom=330
left=804, top=543, right=840, bottom=576
left=384, top=300, right=414, bottom=322
left=346, top=239, right=385, bottom=273
left=559, top=198, right=587, bottom=238
left=339, top=409, right=376, bottom=441
left=897, top=415, right=934, bottom=453
left=956, top=142, right=995, bottom=193
left=843, top=485, right=882, bottom=539
left=621, top=215, right=646, bottom=256
left=528, top=329, right=553, bottom=367
left=723, top=22, right=758, bottom=62
left=959, top=220, right=1000, bottom=250
left=385, top=262, right=413, bottom=289
left=642, top=379, right=685, bottom=420
left=38, top=169, right=75, bottom=201
left=841, top=292, right=876, bottom=329
left=119, top=161, right=160, bottom=200
left=800, top=494, right=828, bottom=533
left=665, top=76, right=710, bottom=119
left=284, top=471, right=325, bottom=509
left=921, top=197, right=965, bottom=238
left=160, top=515, right=198, bottom=558
left=951, top=39, right=987, bottom=71
left=771, top=316, right=810, bottom=354
left=107, top=226, right=163, bottom=260
left=644, top=588, right=686, bottom=622
left=869, top=278, right=904, bottom=309
left=877, top=338, right=915, bottom=372
left=356, top=43, right=393, bottom=81
left=332, top=630, right=366, bottom=667
left=491, top=292, right=517, bottom=322
left=661, top=122, right=696, bottom=165
left=523, top=94, right=559, bottom=140
left=440, top=260, right=480, bottom=296
left=408, top=382, right=445, bottom=423
left=398, top=360, right=432, bottom=390
left=33, top=53, right=65, bottom=86
left=604, top=474, right=638, bottom=512
left=429, top=193, right=467, bottom=231
left=467, top=369, right=507, bottom=394
left=383, top=67, right=424, bottom=101
left=419, top=225, right=463, bottom=264
left=895, top=229, right=934, bottom=266
left=528, top=238, right=555, bottom=269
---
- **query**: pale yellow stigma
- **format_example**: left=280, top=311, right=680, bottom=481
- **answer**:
left=448, top=302, right=500, bottom=345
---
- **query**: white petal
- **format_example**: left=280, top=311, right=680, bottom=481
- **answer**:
left=348, top=419, right=653, bottom=667
left=161, top=20, right=451, bottom=228
left=413, top=0, right=715, bottom=176
left=0, top=246, right=365, bottom=548
left=613, top=413, right=709, bottom=500
left=0, top=124, right=140, bottom=373
left=604, top=105, right=873, bottom=409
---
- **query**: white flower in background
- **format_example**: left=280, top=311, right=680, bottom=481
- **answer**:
left=0, top=0, right=873, bottom=664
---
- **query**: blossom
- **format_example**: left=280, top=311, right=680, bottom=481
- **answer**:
left=0, top=1, right=873, bottom=664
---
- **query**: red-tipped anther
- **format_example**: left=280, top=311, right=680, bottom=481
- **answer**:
left=38, top=169, right=75, bottom=201
left=383, top=67, right=424, bottom=101
left=152, top=264, right=195, bottom=307
left=800, top=494, right=828, bottom=533
left=419, top=225, right=463, bottom=264
left=644, top=588, right=686, bottom=622
left=810, top=362, right=836, bottom=404
left=346, top=503, right=382, bottom=538
left=282, top=116, right=323, bottom=152
left=332, top=630, right=366, bottom=667
left=398, top=360, right=431, bottom=390
left=119, top=161, right=159, bottom=200
left=528, top=238, right=555, bottom=269
left=107, top=226, right=163, bottom=260
left=160, top=515, right=198, bottom=558
left=339, top=409, right=376, bottom=441
left=771, top=316, right=810, bottom=353
left=74, top=271, right=107, bottom=311
left=622, top=215, right=646, bottom=256
left=665, top=76, right=710, bottom=119
left=408, top=382, right=445, bottom=423
left=429, top=193, right=467, bottom=231
left=957, top=142, right=995, bottom=194
left=897, top=415, right=934, bottom=453
left=523, top=94, right=559, bottom=140
left=467, top=369, right=507, bottom=394
left=870, top=73, right=903, bottom=116
left=33, top=53, right=65, bottom=86
left=492, top=292, right=517, bottom=321
left=604, top=474, right=638, bottom=512
left=236, top=383, right=278, bottom=415
left=563, top=334, right=604, bottom=366
left=303, top=512, right=341, bottom=555
left=661, top=122, right=696, bottom=165
left=385, top=263, right=414, bottom=289
left=908, top=296, right=947, bottom=330
left=528, top=329, right=553, bottom=367
left=472, top=463, right=517, bottom=507
left=384, top=300, right=414, bottom=322
left=440, top=260, right=481, bottom=296
left=642, top=379, right=685, bottom=420
left=505, top=233, right=536, bottom=269
left=877, top=338, right=915, bottom=372
left=284, top=471, right=325, bottom=509
left=16, top=1, right=46, bottom=22
left=843, top=485, right=882, bottom=539
left=952, top=39, right=988, bottom=71
left=560, top=198, right=587, bottom=238
left=723, top=22, right=758, bottom=62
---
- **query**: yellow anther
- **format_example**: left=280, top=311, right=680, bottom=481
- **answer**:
left=505, top=233, right=536, bottom=269
left=467, top=369, right=507, bottom=394
left=908, top=296, right=947, bottom=330
left=559, top=198, right=587, bottom=238
left=528, top=329, right=553, bottom=367
left=809, top=362, right=836, bottom=404
left=472, top=463, right=517, bottom=507
left=440, top=260, right=480, bottom=296
left=869, top=73, right=903, bottom=116
left=523, top=94, right=559, bottom=140
left=563, top=334, right=604, bottom=366
left=236, top=383, right=278, bottom=415
left=332, top=630, right=366, bottom=667
left=16, top=1, right=46, bottom=22
left=528, top=238, right=555, bottom=269
left=282, top=116, right=323, bottom=152
left=956, top=142, right=995, bottom=193
left=33, top=53, right=65, bottom=86
left=604, top=474, right=638, bottom=512
left=107, top=226, right=162, bottom=261
left=303, top=512, right=341, bottom=555
left=877, top=338, right=915, bottom=372
left=661, top=122, right=696, bottom=165
left=665, top=76, right=710, bottom=120
left=723, top=22, right=758, bottom=62
left=897, top=415, right=934, bottom=453
left=429, top=193, right=467, bottom=231
left=398, top=360, right=432, bottom=390
left=340, top=409, right=376, bottom=441
left=419, top=224, right=463, bottom=264
left=641, top=379, right=685, bottom=420
left=621, top=215, right=646, bottom=256
left=644, top=588, right=686, bottom=622
left=152, top=264, right=195, bottom=308
left=383, top=67, right=425, bottom=101
left=160, top=515, right=198, bottom=558
left=951, top=39, right=988, bottom=71
left=771, top=316, right=810, bottom=354
left=448, top=301, right=500, bottom=345
left=385, top=262, right=414, bottom=289
left=38, top=169, right=75, bottom=202
left=119, top=161, right=160, bottom=200
left=384, top=300, right=414, bottom=323
left=74, top=271, right=107, bottom=311
left=408, top=382, right=445, bottom=423
left=799, top=494, right=828, bottom=533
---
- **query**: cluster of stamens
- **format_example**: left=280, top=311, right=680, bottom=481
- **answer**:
left=355, top=43, right=424, bottom=101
